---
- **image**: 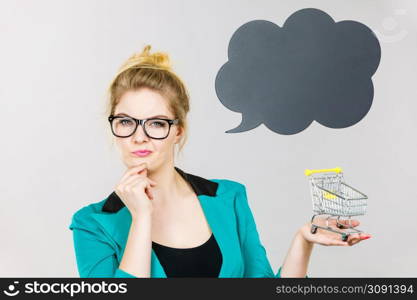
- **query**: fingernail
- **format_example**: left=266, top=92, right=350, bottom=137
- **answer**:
left=361, top=236, right=371, bottom=240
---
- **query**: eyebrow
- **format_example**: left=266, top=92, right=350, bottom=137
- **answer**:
left=114, top=113, right=170, bottom=119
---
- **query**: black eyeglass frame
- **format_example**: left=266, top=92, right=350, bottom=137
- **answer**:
left=108, top=115, right=179, bottom=139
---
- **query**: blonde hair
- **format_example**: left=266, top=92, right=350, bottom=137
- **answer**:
left=104, top=44, right=190, bottom=157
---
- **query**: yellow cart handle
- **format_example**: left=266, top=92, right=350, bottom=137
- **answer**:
left=304, top=167, right=343, bottom=176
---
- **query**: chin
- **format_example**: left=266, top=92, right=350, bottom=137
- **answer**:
left=130, top=157, right=153, bottom=167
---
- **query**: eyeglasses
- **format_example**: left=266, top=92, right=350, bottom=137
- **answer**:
left=108, top=115, right=179, bottom=139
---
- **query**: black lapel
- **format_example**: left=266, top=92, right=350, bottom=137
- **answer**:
left=102, top=166, right=219, bottom=213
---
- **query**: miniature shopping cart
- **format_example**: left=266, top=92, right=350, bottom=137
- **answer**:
left=305, top=167, right=368, bottom=241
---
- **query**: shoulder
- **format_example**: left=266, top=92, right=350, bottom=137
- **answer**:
left=209, top=178, right=247, bottom=195
left=209, top=178, right=252, bottom=216
left=68, top=197, right=108, bottom=230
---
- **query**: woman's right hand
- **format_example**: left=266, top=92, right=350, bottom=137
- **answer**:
left=114, top=162, right=157, bottom=219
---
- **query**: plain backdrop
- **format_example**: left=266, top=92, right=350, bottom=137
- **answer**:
left=0, top=0, right=416, bottom=277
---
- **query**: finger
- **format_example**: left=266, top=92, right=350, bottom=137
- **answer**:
left=136, top=168, right=150, bottom=181
left=127, top=178, right=155, bottom=200
left=118, top=166, right=147, bottom=186
left=120, top=163, right=148, bottom=182
left=139, top=168, right=147, bottom=176
left=326, top=236, right=350, bottom=246
left=119, top=169, right=157, bottom=186
left=334, top=219, right=360, bottom=228
left=358, top=233, right=372, bottom=240
left=123, top=175, right=156, bottom=189
left=336, top=240, right=350, bottom=246
left=311, top=228, right=349, bottom=246
left=350, top=232, right=372, bottom=240
left=116, top=176, right=156, bottom=196
left=350, top=240, right=361, bottom=246
left=125, top=177, right=152, bottom=192
left=346, top=232, right=372, bottom=245
left=347, top=235, right=362, bottom=246
left=346, top=234, right=359, bottom=244
left=137, top=168, right=157, bottom=185
left=314, top=217, right=359, bottom=229
left=320, top=220, right=353, bottom=232
left=310, top=232, right=353, bottom=247
left=145, top=184, right=154, bottom=200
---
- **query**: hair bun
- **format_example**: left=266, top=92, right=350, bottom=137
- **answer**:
left=130, top=44, right=172, bottom=71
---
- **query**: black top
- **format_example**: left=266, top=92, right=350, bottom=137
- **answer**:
left=152, top=233, right=223, bottom=277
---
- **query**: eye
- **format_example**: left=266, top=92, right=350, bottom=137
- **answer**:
left=118, top=118, right=134, bottom=126
left=149, top=121, right=167, bottom=128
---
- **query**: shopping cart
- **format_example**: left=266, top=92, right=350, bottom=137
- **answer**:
left=305, top=167, right=368, bottom=241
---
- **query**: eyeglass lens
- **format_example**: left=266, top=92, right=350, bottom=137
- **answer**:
left=112, top=117, right=170, bottom=138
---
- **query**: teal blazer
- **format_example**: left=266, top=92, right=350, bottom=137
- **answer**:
left=69, top=167, right=285, bottom=278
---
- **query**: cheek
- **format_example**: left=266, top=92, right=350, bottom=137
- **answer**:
left=154, top=139, right=172, bottom=153
left=116, top=140, right=130, bottom=152
left=151, top=138, right=177, bottom=157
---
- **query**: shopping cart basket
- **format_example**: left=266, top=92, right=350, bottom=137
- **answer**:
left=305, top=167, right=368, bottom=241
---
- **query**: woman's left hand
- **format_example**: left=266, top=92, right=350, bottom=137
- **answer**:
left=298, top=218, right=372, bottom=246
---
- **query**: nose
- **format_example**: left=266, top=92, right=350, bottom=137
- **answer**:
left=132, top=124, right=149, bottom=143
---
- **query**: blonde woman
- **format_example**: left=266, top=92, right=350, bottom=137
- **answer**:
left=69, top=45, right=371, bottom=278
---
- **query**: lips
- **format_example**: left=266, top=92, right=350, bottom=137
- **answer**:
left=132, top=150, right=152, bottom=157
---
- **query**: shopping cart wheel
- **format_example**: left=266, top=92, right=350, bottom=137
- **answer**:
left=310, top=225, right=318, bottom=234
left=341, top=234, right=349, bottom=242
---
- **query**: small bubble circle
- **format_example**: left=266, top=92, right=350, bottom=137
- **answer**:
left=382, top=17, right=397, bottom=31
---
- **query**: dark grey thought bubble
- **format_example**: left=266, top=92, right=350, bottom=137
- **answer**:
left=215, top=8, right=381, bottom=135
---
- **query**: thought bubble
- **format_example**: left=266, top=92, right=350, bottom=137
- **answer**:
left=215, top=8, right=381, bottom=135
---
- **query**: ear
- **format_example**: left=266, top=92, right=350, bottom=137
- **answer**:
left=174, top=126, right=184, bottom=144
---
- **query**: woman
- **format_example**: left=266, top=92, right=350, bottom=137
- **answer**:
left=69, top=45, right=371, bottom=278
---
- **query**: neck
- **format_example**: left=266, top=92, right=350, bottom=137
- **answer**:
left=147, top=164, right=186, bottom=206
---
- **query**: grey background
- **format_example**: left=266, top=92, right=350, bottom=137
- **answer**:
left=0, top=0, right=416, bottom=277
